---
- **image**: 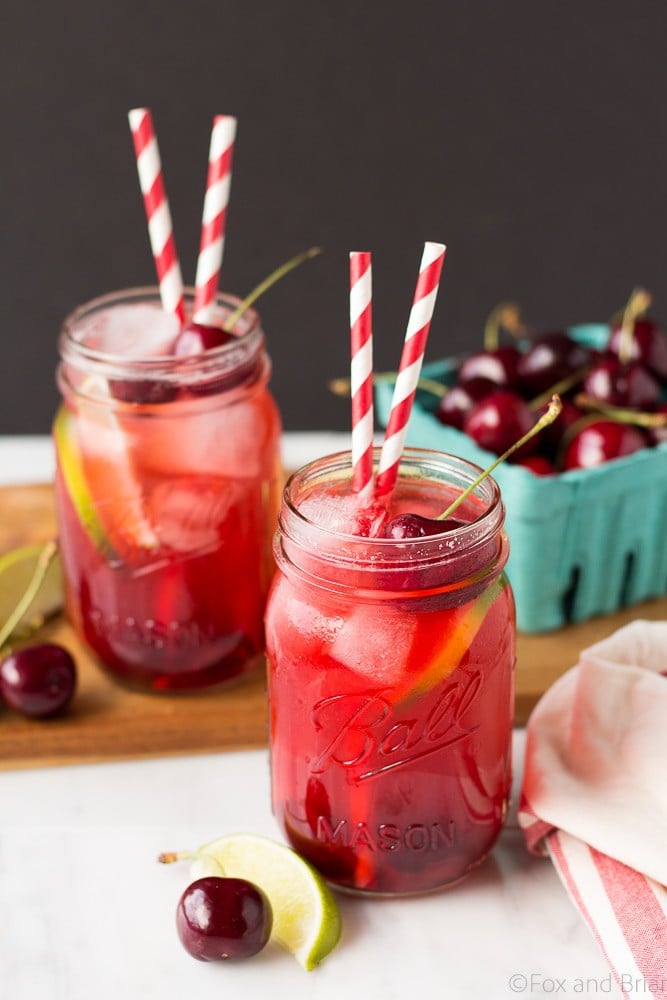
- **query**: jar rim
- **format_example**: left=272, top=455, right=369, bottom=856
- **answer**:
left=57, top=287, right=266, bottom=392
left=275, top=447, right=508, bottom=597
left=282, top=446, right=503, bottom=554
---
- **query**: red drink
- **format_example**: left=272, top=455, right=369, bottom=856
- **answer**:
left=54, top=289, right=282, bottom=691
left=265, top=449, right=515, bottom=895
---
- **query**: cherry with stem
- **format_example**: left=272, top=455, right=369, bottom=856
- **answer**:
left=170, top=247, right=323, bottom=356
left=457, top=302, right=525, bottom=388
left=382, top=396, right=562, bottom=538
left=438, top=396, right=562, bottom=520
left=0, top=541, right=77, bottom=719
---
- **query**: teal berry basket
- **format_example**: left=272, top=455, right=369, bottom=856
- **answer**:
left=375, top=324, right=667, bottom=633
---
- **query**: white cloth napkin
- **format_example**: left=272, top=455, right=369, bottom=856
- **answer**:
left=519, top=620, right=667, bottom=998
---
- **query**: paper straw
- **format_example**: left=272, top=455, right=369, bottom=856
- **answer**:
left=193, top=115, right=237, bottom=322
left=350, top=251, right=374, bottom=493
left=375, top=242, right=447, bottom=497
left=128, top=108, right=185, bottom=323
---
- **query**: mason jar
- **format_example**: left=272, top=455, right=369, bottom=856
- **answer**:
left=54, top=288, right=282, bottom=691
left=265, top=448, right=515, bottom=895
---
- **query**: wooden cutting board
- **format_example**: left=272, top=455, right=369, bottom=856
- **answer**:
left=1, top=483, right=665, bottom=770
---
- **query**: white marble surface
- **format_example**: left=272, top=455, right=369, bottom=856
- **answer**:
left=0, top=436, right=618, bottom=1000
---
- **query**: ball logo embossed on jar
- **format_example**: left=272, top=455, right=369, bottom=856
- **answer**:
left=310, top=670, right=482, bottom=781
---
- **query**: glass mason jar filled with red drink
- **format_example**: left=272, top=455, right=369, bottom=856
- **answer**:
left=54, top=288, right=282, bottom=691
left=265, top=448, right=515, bottom=895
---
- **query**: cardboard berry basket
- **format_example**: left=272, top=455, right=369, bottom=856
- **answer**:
left=375, top=324, right=667, bottom=633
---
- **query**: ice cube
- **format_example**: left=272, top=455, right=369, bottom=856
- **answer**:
left=266, top=585, right=344, bottom=670
left=148, top=477, right=237, bottom=554
left=279, top=590, right=344, bottom=644
left=299, top=492, right=387, bottom=536
left=123, top=396, right=279, bottom=481
left=78, top=304, right=180, bottom=357
left=329, top=605, right=417, bottom=686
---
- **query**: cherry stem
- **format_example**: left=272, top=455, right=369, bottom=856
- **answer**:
left=574, top=393, right=667, bottom=428
left=328, top=373, right=447, bottom=399
left=529, top=364, right=592, bottom=409
left=222, top=246, right=322, bottom=333
left=158, top=849, right=225, bottom=875
left=483, top=302, right=525, bottom=351
left=437, top=395, right=563, bottom=521
left=618, top=287, right=652, bottom=365
left=0, top=540, right=59, bottom=651
left=158, top=850, right=194, bottom=864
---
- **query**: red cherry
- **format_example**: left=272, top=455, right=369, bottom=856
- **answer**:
left=608, top=317, right=667, bottom=379
left=516, top=454, right=557, bottom=475
left=176, top=877, right=272, bottom=962
left=582, top=357, right=660, bottom=410
left=109, top=378, right=178, bottom=404
left=464, top=390, right=538, bottom=459
left=436, top=377, right=497, bottom=430
left=380, top=512, right=495, bottom=596
left=458, top=346, right=521, bottom=389
left=173, top=323, right=258, bottom=397
left=562, top=419, right=647, bottom=470
left=517, top=332, right=593, bottom=396
left=0, top=643, right=76, bottom=718
left=172, top=322, right=236, bottom=356
left=382, top=513, right=466, bottom=539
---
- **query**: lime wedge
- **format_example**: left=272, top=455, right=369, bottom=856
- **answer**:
left=53, top=404, right=113, bottom=556
left=396, top=575, right=508, bottom=704
left=0, top=544, right=63, bottom=644
left=191, top=833, right=342, bottom=970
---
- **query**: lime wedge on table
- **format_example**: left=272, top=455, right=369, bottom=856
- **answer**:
left=191, top=833, right=342, bottom=970
left=0, top=544, right=63, bottom=643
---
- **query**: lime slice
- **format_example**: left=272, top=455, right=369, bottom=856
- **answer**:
left=191, top=833, right=342, bottom=970
left=53, top=404, right=113, bottom=556
left=54, top=396, right=158, bottom=558
left=0, top=544, right=63, bottom=644
left=396, top=575, right=508, bottom=704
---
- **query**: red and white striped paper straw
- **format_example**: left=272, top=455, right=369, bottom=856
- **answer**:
left=350, top=252, right=374, bottom=493
left=193, top=115, right=237, bottom=322
left=128, top=108, right=185, bottom=323
left=375, top=242, right=446, bottom=497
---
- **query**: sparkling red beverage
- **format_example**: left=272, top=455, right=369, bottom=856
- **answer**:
left=265, top=449, right=515, bottom=895
left=54, top=289, right=282, bottom=691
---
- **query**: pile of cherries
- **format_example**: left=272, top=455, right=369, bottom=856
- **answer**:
left=435, top=306, right=667, bottom=474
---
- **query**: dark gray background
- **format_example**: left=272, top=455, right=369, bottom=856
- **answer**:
left=3, top=1, right=667, bottom=433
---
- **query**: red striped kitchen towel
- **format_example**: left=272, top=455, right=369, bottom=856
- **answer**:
left=519, top=621, right=667, bottom=998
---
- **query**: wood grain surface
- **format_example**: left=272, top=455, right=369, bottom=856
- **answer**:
left=0, top=483, right=665, bottom=770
